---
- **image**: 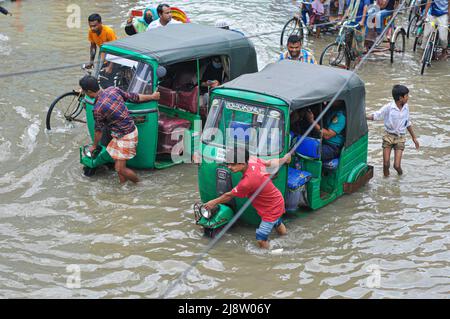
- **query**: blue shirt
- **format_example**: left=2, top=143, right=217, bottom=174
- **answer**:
left=346, top=0, right=371, bottom=24
left=279, top=49, right=317, bottom=64
left=324, top=110, right=346, bottom=147
left=431, top=0, right=448, bottom=17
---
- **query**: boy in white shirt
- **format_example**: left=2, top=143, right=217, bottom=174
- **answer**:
left=367, top=85, right=420, bottom=177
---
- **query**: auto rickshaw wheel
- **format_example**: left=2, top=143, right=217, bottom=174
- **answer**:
left=203, top=226, right=225, bottom=238
left=83, top=167, right=97, bottom=177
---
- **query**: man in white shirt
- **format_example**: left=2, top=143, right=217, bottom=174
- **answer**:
left=147, top=3, right=181, bottom=30
left=367, top=85, right=420, bottom=177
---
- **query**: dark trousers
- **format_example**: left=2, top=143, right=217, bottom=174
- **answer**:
left=322, top=143, right=340, bottom=161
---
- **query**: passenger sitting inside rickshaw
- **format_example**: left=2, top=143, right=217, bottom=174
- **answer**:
left=305, top=100, right=346, bottom=161
left=374, top=0, right=398, bottom=34
left=290, top=106, right=321, bottom=139
left=310, top=0, right=329, bottom=37
left=200, top=56, right=225, bottom=109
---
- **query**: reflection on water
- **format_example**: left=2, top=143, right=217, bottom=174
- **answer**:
left=0, top=0, right=449, bottom=298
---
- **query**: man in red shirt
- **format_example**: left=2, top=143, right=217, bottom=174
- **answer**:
left=204, top=148, right=291, bottom=249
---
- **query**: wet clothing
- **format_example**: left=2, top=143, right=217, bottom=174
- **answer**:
left=382, top=132, right=405, bottom=150
left=279, top=49, right=317, bottom=64
left=372, top=101, right=411, bottom=136
left=94, top=87, right=139, bottom=139
left=232, top=158, right=285, bottom=223
left=256, top=218, right=283, bottom=241
left=106, top=127, right=139, bottom=160
left=88, top=25, right=117, bottom=48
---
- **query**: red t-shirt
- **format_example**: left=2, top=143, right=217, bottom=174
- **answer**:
left=232, top=158, right=285, bottom=222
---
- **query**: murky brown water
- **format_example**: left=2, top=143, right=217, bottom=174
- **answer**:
left=0, top=0, right=449, bottom=298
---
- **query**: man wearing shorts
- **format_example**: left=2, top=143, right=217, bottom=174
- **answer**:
left=204, top=147, right=291, bottom=249
left=367, top=85, right=420, bottom=177
left=79, top=75, right=160, bottom=183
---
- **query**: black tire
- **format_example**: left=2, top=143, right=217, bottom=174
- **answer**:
left=319, top=42, right=346, bottom=67
left=407, top=3, right=417, bottom=23
left=413, top=34, right=421, bottom=52
left=421, top=42, right=432, bottom=75
left=280, top=17, right=303, bottom=47
left=83, top=166, right=96, bottom=177
left=407, top=14, right=418, bottom=39
left=46, top=91, right=85, bottom=131
left=390, top=29, right=406, bottom=64
left=203, top=226, right=225, bottom=238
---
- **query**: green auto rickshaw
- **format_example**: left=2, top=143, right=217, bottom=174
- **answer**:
left=80, top=23, right=258, bottom=175
left=195, top=60, right=373, bottom=236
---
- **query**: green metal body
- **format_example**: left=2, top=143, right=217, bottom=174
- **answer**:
left=80, top=47, right=202, bottom=170
left=196, top=204, right=234, bottom=229
left=197, top=89, right=370, bottom=227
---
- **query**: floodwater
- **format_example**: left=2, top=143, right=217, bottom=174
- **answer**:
left=0, top=0, right=449, bottom=298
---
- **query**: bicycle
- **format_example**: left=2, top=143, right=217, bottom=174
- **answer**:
left=280, top=0, right=336, bottom=47
left=420, top=21, right=450, bottom=75
left=406, top=0, right=426, bottom=38
left=46, top=63, right=129, bottom=131
left=319, top=21, right=358, bottom=69
left=320, top=17, right=406, bottom=69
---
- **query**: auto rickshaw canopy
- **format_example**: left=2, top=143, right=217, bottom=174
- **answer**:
left=220, top=60, right=368, bottom=147
left=103, top=23, right=258, bottom=79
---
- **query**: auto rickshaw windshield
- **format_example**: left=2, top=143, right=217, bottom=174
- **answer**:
left=202, top=98, right=285, bottom=157
left=96, top=53, right=154, bottom=94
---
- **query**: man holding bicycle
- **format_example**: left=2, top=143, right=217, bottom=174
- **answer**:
left=343, top=0, right=371, bottom=57
left=421, top=0, right=449, bottom=60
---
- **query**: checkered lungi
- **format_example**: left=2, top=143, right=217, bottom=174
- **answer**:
left=106, top=127, right=138, bottom=160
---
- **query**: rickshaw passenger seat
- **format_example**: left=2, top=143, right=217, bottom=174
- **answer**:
left=176, top=85, right=199, bottom=114
left=294, top=136, right=321, bottom=159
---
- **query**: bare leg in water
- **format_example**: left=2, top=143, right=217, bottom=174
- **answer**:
left=393, top=149, right=404, bottom=175
left=383, top=147, right=392, bottom=177
left=115, top=159, right=139, bottom=183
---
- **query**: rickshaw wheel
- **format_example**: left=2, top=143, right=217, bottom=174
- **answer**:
left=407, top=14, right=418, bottom=39
left=413, top=34, right=422, bottom=52
left=390, top=29, right=405, bottom=64
left=83, top=167, right=97, bottom=177
left=420, top=42, right=433, bottom=75
left=203, top=226, right=225, bottom=238
left=46, top=91, right=85, bottom=131
left=280, top=17, right=304, bottom=48
left=320, top=42, right=345, bottom=68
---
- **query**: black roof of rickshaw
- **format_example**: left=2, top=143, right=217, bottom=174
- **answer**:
left=220, top=60, right=368, bottom=147
left=104, top=23, right=258, bottom=79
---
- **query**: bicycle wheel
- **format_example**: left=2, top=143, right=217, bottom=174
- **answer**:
left=420, top=41, right=432, bottom=75
left=390, top=29, right=406, bottom=63
left=407, top=1, right=417, bottom=23
left=413, top=32, right=422, bottom=52
left=46, top=91, right=86, bottom=131
left=280, top=17, right=303, bottom=47
left=319, top=42, right=345, bottom=67
left=407, top=14, right=418, bottom=38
